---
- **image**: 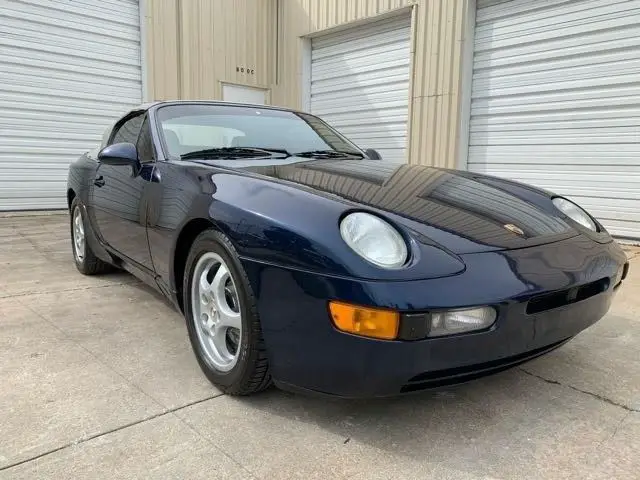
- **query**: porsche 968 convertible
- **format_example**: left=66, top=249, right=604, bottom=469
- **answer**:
left=66, top=101, right=629, bottom=397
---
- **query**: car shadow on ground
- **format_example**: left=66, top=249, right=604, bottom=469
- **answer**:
left=87, top=270, right=631, bottom=478
left=225, top=346, right=622, bottom=478
left=89, top=262, right=634, bottom=477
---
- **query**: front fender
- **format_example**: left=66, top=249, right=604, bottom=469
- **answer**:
left=208, top=173, right=465, bottom=282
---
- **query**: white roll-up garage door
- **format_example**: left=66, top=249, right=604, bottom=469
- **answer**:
left=0, top=0, right=142, bottom=211
left=468, top=0, right=640, bottom=239
left=310, top=14, right=411, bottom=163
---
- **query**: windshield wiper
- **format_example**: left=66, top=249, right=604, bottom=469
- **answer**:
left=180, top=147, right=290, bottom=160
left=295, top=149, right=364, bottom=159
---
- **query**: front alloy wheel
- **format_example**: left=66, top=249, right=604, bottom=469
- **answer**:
left=191, top=253, right=242, bottom=372
left=184, top=229, right=271, bottom=395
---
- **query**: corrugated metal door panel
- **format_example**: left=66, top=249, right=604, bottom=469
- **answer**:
left=468, top=0, right=640, bottom=239
left=310, top=15, right=411, bottom=163
left=0, top=0, right=142, bottom=211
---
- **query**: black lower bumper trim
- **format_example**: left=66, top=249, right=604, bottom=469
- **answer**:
left=273, top=338, right=573, bottom=399
left=401, top=337, right=571, bottom=393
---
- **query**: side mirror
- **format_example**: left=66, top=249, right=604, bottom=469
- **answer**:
left=98, top=142, right=139, bottom=167
left=364, top=148, right=382, bottom=160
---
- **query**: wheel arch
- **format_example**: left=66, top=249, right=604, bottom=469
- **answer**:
left=67, top=188, right=76, bottom=210
left=172, top=217, right=220, bottom=313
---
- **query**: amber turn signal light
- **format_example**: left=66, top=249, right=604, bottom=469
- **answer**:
left=329, top=301, right=399, bottom=340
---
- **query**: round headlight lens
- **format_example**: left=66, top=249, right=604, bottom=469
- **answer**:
left=552, top=197, right=597, bottom=231
left=340, top=212, right=408, bottom=269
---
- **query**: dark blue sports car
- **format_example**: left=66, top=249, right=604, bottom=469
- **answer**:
left=67, top=101, right=629, bottom=397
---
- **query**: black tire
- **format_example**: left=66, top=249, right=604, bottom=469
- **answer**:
left=183, top=229, right=272, bottom=395
left=70, top=197, right=112, bottom=275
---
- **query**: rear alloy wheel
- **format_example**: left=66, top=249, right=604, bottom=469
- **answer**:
left=72, top=206, right=86, bottom=264
left=184, top=229, right=271, bottom=395
left=69, top=197, right=112, bottom=275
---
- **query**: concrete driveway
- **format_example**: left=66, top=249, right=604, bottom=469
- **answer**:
left=1, top=213, right=639, bottom=480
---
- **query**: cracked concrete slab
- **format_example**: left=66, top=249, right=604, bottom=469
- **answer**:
left=521, top=314, right=640, bottom=412
left=174, top=371, right=630, bottom=480
left=609, top=254, right=640, bottom=320
left=581, top=412, right=640, bottom=480
left=0, top=411, right=252, bottom=480
left=0, top=215, right=133, bottom=299
left=19, top=282, right=220, bottom=410
left=0, top=298, right=164, bottom=469
left=520, top=254, right=640, bottom=413
left=622, top=245, right=640, bottom=261
left=1, top=214, right=639, bottom=479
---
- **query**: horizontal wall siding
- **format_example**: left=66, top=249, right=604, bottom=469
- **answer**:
left=468, top=0, right=640, bottom=238
left=272, top=0, right=413, bottom=110
left=0, top=0, right=142, bottom=210
left=274, top=0, right=469, bottom=168
left=310, top=15, right=412, bottom=162
left=146, top=0, right=469, bottom=168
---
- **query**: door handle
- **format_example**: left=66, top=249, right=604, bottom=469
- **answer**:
left=94, top=176, right=105, bottom=187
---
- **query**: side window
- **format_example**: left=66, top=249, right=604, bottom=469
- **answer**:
left=136, top=116, right=155, bottom=163
left=110, top=114, right=144, bottom=145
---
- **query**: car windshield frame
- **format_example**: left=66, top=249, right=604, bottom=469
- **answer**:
left=154, top=103, right=365, bottom=161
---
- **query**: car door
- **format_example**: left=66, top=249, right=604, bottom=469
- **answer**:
left=90, top=112, right=156, bottom=271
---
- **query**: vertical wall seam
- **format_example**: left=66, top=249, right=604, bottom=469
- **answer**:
left=176, top=0, right=183, bottom=99
left=148, top=0, right=467, bottom=169
left=456, top=0, right=476, bottom=170
left=406, top=3, right=418, bottom=164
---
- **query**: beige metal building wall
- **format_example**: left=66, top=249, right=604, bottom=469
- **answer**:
left=274, top=0, right=471, bottom=168
left=144, top=0, right=470, bottom=169
left=144, top=0, right=277, bottom=100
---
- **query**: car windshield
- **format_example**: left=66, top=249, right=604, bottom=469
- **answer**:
left=156, top=104, right=363, bottom=159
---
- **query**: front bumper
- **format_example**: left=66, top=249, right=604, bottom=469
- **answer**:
left=241, top=235, right=628, bottom=398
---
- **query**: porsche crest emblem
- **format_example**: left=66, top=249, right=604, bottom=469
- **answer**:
left=503, top=224, right=525, bottom=236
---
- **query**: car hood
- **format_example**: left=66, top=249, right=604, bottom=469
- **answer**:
left=200, top=157, right=578, bottom=254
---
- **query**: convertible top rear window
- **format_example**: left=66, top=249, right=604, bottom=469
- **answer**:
left=156, top=104, right=361, bottom=159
